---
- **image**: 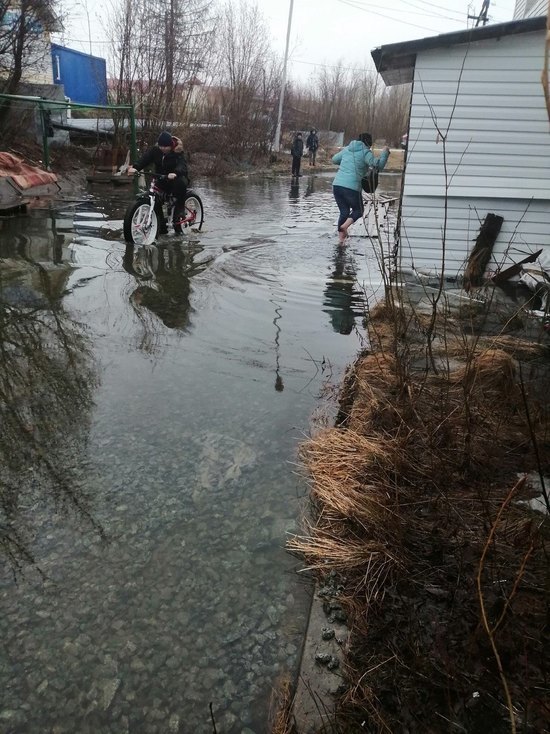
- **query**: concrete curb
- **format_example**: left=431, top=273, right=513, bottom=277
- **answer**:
left=291, top=581, right=350, bottom=733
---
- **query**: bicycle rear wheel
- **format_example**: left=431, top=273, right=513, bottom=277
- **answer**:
left=174, top=191, right=204, bottom=234
left=123, top=199, right=158, bottom=245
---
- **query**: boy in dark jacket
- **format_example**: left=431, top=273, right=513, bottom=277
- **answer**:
left=306, top=129, right=319, bottom=166
left=128, top=131, right=189, bottom=233
left=290, top=132, right=304, bottom=177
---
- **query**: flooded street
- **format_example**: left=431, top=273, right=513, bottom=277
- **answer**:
left=0, top=170, right=398, bottom=733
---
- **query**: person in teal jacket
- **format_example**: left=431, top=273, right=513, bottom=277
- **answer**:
left=332, top=132, right=390, bottom=244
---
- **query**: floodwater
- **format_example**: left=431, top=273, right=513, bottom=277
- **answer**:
left=0, top=170, right=399, bottom=734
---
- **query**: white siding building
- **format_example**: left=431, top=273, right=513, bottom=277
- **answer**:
left=372, top=15, right=550, bottom=278
left=0, top=5, right=59, bottom=85
left=513, top=0, right=547, bottom=19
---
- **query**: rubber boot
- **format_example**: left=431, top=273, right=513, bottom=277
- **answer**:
left=154, top=201, right=168, bottom=234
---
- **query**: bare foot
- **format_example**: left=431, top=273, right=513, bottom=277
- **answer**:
left=338, top=224, right=349, bottom=243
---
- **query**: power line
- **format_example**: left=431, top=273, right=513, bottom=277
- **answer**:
left=53, top=36, right=113, bottom=44
left=345, top=0, right=467, bottom=21
left=397, top=0, right=468, bottom=18
left=292, top=58, right=375, bottom=72
left=396, top=0, right=466, bottom=21
left=336, top=0, right=444, bottom=32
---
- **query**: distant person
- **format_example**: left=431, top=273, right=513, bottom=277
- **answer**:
left=331, top=132, right=390, bottom=244
left=306, top=128, right=319, bottom=167
left=128, top=131, right=189, bottom=234
left=290, top=132, right=304, bottom=177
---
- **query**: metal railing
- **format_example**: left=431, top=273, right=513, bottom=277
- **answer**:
left=0, top=93, right=137, bottom=170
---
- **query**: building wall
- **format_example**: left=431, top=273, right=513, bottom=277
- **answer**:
left=0, top=34, right=54, bottom=85
left=51, top=44, right=107, bottom=105
left=398, top=196, right=550, bottom=276
left=25, top=33, right=54, bottom=84
left=0, top=6, right=55, bottom=84
left=513, top=0, right=547, bottom=19
left=401, top=29, right=550, bottom=275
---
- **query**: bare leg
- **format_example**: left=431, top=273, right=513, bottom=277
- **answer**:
left=338, top=217, right=354, bottom=243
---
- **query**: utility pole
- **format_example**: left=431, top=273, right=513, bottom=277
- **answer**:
left=273, top=0, right=294, bottom=153
left=78, top=1, right=93, bottom=55
left=165, top=0, right=175, bottom=122
left=468, top=0, right=490, bottom=27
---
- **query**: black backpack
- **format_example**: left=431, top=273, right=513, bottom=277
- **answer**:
left=361, top=166, right=379, bottom=194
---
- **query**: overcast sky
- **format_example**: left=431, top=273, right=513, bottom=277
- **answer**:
left=53, top=0, right=518, bottom=83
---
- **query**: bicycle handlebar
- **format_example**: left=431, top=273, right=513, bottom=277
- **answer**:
left=130, top=172, right=171, bottom=180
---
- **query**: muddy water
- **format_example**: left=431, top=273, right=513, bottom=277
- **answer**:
left=0, top=171, right=399, bottom=734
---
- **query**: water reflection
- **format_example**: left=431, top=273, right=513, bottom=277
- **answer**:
left=0, top=209, right=68, bottom=265
left=0, top=176, right=375, bottom=733
left=123, top=242, right=208, bottom=337
left=0, top=212, right=100, bottom=573
left=305, top=175, right=316, bottom=198
left=323, top=245, right=362, bottom=335
left=272, top=298, right=284, bottom=392
left=288, top=180, right=300, bottom=203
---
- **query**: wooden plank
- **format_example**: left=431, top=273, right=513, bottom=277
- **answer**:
left=0, top=178, right=24, bottom=210
left=0, top=179, right=58, bottom=211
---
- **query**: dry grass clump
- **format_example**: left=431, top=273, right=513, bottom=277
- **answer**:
left=269, top=673, right=296, bottom=734
left=289, top=428, right=405, bottom=596
left=291, top=296, right=550, bottom=733
left=461, top=333, right=549, bottom=361
left=366, top=302, right=410, bottom=352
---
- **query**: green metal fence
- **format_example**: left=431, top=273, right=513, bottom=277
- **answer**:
left=0, top=93, right=137, bottom=170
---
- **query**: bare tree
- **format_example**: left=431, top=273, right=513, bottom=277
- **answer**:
left=212, top=0, right=281, bottom=158
left=0, top=1, right=58, bottom=92
left=106, top=0, right=216, bottom=138
left=316, top=62, right=348, bottom=132
left=0, top=1, right=61, bottom=135
left=374, top=83, right=411, bottom=146
left=287, top=62, right=410, bottom=145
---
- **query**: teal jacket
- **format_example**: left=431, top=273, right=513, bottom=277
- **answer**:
left=332, top=140, right=390, bottom=192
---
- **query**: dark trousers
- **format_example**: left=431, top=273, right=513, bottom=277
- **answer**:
left=156, top=178, right=187, bottom=221
left=291, top=155, right=301, bottom=176
left=333, top=185, right=364, bottom=229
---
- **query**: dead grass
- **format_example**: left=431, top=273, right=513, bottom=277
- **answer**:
left=269, top=673, right=296, bottom=734
left=290, top=294, right=550, bottom=733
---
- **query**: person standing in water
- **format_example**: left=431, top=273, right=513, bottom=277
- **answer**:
left=331, top=132, right=390, bottom=244
left=290, top=132, right=304, bottom=177
left=306, top=128, right=319, bottom=167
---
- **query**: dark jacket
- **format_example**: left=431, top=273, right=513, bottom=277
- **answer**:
left=291, top=136, right=304, bottom=157
left=306, top=132, right=319, bottom=150
left=134, top=136, right=189, bottom=184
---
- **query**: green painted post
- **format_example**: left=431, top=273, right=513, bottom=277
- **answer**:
left=0, top=94, right=137, bottom=174
left=38, top=102, right=50, bottom=170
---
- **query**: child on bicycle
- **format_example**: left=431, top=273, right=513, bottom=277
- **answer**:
left=128, top=131, right=189, bottom=234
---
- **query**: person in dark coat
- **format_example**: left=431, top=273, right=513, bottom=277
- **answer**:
left=128, top=131, right=189, bottom=233
left=306, top=128, right=319, bottom=166
left=290, top=132, right=304, bottom=177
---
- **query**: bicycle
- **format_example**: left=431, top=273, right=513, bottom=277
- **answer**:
left=123, top=174, right=204, bottom=246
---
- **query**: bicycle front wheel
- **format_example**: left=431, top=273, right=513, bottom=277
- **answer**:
left=123, top=199, right=158, bottom=245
